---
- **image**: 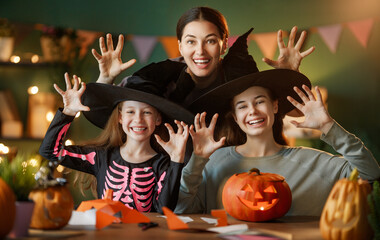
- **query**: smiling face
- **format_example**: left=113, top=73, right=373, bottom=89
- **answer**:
left=178, top=20, right=227, bottom=83
left=118, top=101, right=161, bottom=143
left=232, top=86, right=278, bottom=138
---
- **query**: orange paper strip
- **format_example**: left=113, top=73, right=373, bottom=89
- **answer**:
left=162, top=207, right=189, bottom=230
left=211, top=209, right=228, bottom=226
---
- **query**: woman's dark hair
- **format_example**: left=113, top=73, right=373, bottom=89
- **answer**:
left=218, top=88, right=288, bottom=146
left=176, top=6, right=229, bottom=41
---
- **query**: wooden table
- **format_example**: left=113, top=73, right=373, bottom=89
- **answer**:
left=25, top=214, right=323, bottom=240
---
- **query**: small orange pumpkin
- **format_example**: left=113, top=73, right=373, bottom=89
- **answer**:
left=222, top=168, right=292, bottom=222
left=29, top=185, right=74, bottom=230
left=320, top=168, right=373, bottom=240
left=0, top=177, right=16, bottom=238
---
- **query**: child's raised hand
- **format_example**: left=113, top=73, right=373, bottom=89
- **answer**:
left=287, top=85, right=334, bottom=135
left=92, top=34, right=136, bottom=84
left=263, top=26, right=315, bottom=72
left=190, top=112, right=226, bottom=158
left=54, top=73, right=90, bottom=116
left=155, top=120, right=189, bottom=163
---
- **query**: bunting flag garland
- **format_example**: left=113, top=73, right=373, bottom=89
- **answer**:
left=250, top=32, right=278, bottom=59
left=159, top=36, right=180, bottom=59
left=3, top=16, right=378, bottom=64
left=316, top=24, right=343, bottom=53
left=76, top=30, right=103, bottom=58
left=346, top=18, right=375, bottom=48
left=131, top=35, right=157, bottom=63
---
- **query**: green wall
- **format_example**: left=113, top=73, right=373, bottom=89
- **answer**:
left=1, top=0, right=379, bottom=203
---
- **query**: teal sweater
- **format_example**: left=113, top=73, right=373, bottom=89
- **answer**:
left=175, top=121, right=380, bottom=216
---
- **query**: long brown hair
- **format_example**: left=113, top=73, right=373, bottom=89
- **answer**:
left=176, top=6, right=229, bottom=41
left=71, top=102, right=168, bottom=197
left=217, top=88, right=288, bottom=146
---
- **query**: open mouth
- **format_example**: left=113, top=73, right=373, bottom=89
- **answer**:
left=248, top=119, right=265, bottom=125
left=130, top=127, right=147, bottom=132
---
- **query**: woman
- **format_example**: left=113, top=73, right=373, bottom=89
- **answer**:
left=39, top=73, right=193, bottom=212
left=176, top=69, right=380, bottom=216
left=92, top=7, right=314, bottom=112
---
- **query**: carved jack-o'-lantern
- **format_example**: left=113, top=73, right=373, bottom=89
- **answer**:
left=222, top=168, right=292, bottom=222
left=320, top=169, right=373, bottom=240
left=29, top=185, right=74, bottom=230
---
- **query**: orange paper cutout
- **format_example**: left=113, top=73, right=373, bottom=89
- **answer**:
left=162, top=207, right=189, bottom=230
left=211, top=209, right=228, bottom=226
left=96, top=210, right=119, bottom=229
left=76, top=190, right=150, bottom=229
left=121, top=208, right=150, bottom=223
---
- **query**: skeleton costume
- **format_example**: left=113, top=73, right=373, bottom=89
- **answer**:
left=39, top=81, right=194, bottom=213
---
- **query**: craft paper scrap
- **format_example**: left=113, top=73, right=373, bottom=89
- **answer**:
left=211, top=209, right=228, bottom=226
left=207, top=224, right=248, bottom=234
left=68, top=209, right=97, bottom=225
left=158, top=215, right=194, bottom=223
left=200, top=217, right=218, bottom=225
left=162, top=206, right=189, bottom=230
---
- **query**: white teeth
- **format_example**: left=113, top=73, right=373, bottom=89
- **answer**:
left=194, top=59, right=209, bottom=64
left=248, top=119, right=264, bottom=125
left=131, top=127, right=146, bottom=131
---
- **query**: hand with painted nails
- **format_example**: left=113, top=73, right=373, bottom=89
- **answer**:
left=54, top=73, right=90, bottom=117
left=92, top=33, right=136, bottom=84
left=287, top=85, right=334, bottom=134
left=155, top=120, right=189, bottom=163
left=262, top=26, right=315, bottom=72
left=190, top=112, right=226, bottom=158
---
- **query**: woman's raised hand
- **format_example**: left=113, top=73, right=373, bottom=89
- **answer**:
left=287, top=85, right=334, bottom=135
left=263, top=26, right=315, bottom=72
left=54, top=73, right=90, bottom=116
left=155, top=120, right=189, bottom=163
left=92, top=34, right=136, bottom=84
left=190, top=112, right=225, bottom=158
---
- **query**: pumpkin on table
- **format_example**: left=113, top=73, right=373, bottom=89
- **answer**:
left=320, top=168, right=373, bottom=240
left=222, top=168, right=292, bottom=222
left=0, top=177, right=16, bottom=239
left=28, top=165, right=74, bottom=230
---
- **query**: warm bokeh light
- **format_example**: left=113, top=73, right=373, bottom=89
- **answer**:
left=28, top=86, right=39, bottom=95
left=31, top=54, right=39, bottom=63
left=46, top=111, right=54, bottom=122
left=56, top=165, right=65, bottom=173
left=0, top=143, right=9, bottom=154
left=28, top=158, right=39, bottom=167
left=65, top=139, right=74, bottom=146
left=10, top=55, right=21, bottom=63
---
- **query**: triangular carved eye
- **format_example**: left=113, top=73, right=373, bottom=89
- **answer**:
left=241, top=184, right=254, bottom=192
left=263, top=185, right=276, bottom=193
left=254, top=191, right=263, bottom=199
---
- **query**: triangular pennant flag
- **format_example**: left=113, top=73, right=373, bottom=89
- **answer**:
left=346, top=18, right=374, bottom=47
left=316, top=24, right=342, bottom=53
left=251, top=32, right=278, bottom=59
left=162, top=207, right=189, bottom=230
left=76, top=30, right=103, bottom=58
left=227, top=35, right=239, bottom=48
left=211, top=209, right=228, bottom=226
left=131, top=35, right=157, bottom=64
left=160, top=36, right=180, bottom=59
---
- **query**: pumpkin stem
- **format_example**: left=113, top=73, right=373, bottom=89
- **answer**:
left=349, top=168, right=359, bottom=181
left=249, top=168, right=260, bottom=175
